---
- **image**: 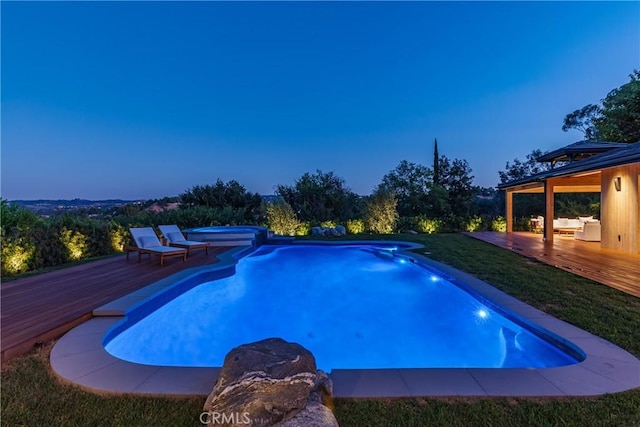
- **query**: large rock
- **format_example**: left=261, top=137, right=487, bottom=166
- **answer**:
left=275, top=402, right=339, bottom=427
left=203, top=338, right=319, bottom=426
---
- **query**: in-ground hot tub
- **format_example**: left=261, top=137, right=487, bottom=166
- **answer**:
left=182, top=225, right=269, bottom=247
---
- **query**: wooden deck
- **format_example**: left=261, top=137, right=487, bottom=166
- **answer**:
left=0, top=247, right=231, bottom=363
left=465, top=232, right=640, bottom=298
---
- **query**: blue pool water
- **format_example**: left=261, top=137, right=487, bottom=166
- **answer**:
left=105, top=244, right=582, bottom=371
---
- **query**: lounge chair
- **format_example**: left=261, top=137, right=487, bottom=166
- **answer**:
left=128, top=227, right=187, bottom=266
left=158, top=224, right=209, bottom=256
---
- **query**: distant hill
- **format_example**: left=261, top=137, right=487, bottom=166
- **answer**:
left=10, top=196, right=279, bottom=216
left=9, top=199, right=140, bottom=216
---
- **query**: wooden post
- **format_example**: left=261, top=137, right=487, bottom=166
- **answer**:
left=544, top=179, right=555, bottom=242
left=506, top=190, right=513, bottom=232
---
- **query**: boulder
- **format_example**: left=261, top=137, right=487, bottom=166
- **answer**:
left=276, top=369, right=337, bottom=426
left=275, top=402, right=339, bottom=427
left=323, top=227, right=339, bottom=237
left=311, top=227, right=324, bottom=236
left=203, top=338, right=321, bottom=426
left=334, top=225, right=346, bottom=236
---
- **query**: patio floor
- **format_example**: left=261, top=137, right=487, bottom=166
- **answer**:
left=464, top=232, right=640, bottom=298
left=1, top=247, right=231, bottom=363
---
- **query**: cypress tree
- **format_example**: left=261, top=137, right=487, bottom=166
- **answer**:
left=433, top=138, right=440, bottom=185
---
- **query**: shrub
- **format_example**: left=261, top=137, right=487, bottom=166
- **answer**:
left=491, top=216, right=507, bottom=232
left=109, top=222, right=128, bottom=252
left=59, top=227, right=88, bottom=261
left=465, top=216, right=484, bottom=232
left=416, top=216, right=443, bottom=234
left=364, top=191, right=398, bottom=234
left=296, top=222, right=311, bottom=236
left=266, top=201, right=300, bottom=236
left=28, top=221, right=69, bottom=269
left=346, top=219, right=365, bottom=234
left=1, top=239, right=34, bottom=275
left=0, top=200, right=268, bottom=277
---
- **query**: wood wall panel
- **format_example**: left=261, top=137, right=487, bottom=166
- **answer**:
left=601, top=163, right=640, bottom=254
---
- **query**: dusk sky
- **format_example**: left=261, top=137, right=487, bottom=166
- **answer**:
left=2, top=1, right=638, bottom=200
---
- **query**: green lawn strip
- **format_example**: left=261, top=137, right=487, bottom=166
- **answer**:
left=1, top=344, right=204, bottom=426
left=333, top=393, right=640, bottom=427
left=2, top=233, right=640, bottom=425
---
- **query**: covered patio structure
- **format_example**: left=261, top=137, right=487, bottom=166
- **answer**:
left=498, top=142, right=640, bottom=255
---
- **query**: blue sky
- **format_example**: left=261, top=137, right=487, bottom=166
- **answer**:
left=2, top=1, right=638, bottom=200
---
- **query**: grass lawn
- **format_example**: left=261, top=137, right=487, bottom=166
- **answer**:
left=2, top=233, right=640, bottom=426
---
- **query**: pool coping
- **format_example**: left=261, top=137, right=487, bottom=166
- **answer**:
left=50, top=241, right=640, bottom=398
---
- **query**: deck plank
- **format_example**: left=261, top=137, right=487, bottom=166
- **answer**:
left=464, top=232, right=640, bottom=298
left=1, top=247, right=232, bottom=362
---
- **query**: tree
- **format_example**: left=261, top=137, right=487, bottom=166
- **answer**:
left=562, top=104, right=601, bottom=140
left=275, top=170, right=361, bottom=223
left=179, top=179, right=263, bottom=222
left=433, top=138, right=440, bottom=185
left=376, top=160, right=433, bottom=217
left=498, top=149, right=551, bottom=184
left=594, top=70, right=640, bottom=143
left=438, top=157, right=475, bottom=220
left=563, top=70, right=640, bottom=143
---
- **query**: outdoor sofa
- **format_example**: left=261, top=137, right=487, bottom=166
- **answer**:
left=574, top=221, right=601, bottom=242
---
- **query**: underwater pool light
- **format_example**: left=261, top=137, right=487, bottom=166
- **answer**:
left=476, top=309, right=489, bottom=319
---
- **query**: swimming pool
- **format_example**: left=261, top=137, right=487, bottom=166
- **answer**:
left=104, top=244, right=583, bottom=371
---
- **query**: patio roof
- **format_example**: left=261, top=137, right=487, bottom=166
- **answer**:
left=535, top=140, right=628, bottom=166
left=499, top=141, right=640, bottom=190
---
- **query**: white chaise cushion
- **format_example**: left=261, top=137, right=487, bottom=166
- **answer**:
left=140, top=236, right=159, bottom=248
left=167, top=232, right=186, bottom=242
